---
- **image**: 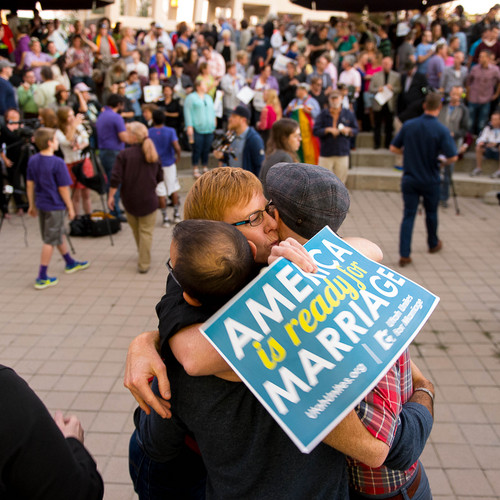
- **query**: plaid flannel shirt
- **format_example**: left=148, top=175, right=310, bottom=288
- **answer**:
left=348, top=349, right=418, bottom=495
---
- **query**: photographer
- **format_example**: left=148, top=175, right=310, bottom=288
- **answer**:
left=56, top=107, right=92, bottom=216
left=0, top=108, right=30, bottom=214
left=73, top=82, right=101, bottom=150
left=213, top=105, right=264, bottom=177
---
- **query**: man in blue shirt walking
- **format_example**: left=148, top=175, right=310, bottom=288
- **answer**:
left=390, top=93, right=457, bottom=267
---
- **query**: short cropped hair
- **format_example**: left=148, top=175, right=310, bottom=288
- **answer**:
left=107, top=93, right=124, bottom=108
left=424, top=92, right=443, bottom=111
left=34, top=127, right=56, bottom=150
left=184, top=167, right=263, bottom=222
left=152, top=109, right=165, bottom=125
left=343, top=55, right=355, bottom=66
left=236, top=50, right=247, bottom=62
left=40, top=66, right=53, bottom=81
left=172, top=219, right=258, bottom=305
left=141, top=103, right=158, bottom=113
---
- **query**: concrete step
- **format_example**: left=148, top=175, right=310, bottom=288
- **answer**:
left=351, top=148, right=498, bottom=174
left=175, top=141, right=499, bottom=199
left=177, top=152, right=218, bottom=172
left=346, top=167, right=500, bottom=197
left=177, top=148, right=497, bottom=175
left=178, top=167, right=500, bottom=199
left=356, top=132, right=380, bottom=149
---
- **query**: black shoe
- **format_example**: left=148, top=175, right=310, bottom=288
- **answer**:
left=117, top=215, right=127, bottom=223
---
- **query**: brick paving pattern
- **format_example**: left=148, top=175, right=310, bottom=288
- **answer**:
left=0, top=189, right=499, bottom=500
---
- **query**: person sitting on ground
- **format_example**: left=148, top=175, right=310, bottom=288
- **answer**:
left=26, top=127, right=90, bottom=290
left=471, top=110, right=500, bottom=178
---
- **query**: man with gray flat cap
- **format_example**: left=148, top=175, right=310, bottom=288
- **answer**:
left=267, top=161, right=434, bottom=500
left=265, top=161, right=350, bottom=238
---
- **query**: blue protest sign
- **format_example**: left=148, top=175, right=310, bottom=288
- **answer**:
left=200, top=227, right=439, bottom=453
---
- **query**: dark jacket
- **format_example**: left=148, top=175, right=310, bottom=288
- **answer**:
left=242, top=126, right=265, bottom=177
left=398, top=72, right=428, bottom=122
left=313, top=108, right=358, bottom=157
left=0, top=77, right=17, bottom=115
left=110, top=144, right=163, bottom=216
left=0, top=365, right=104, bottom=500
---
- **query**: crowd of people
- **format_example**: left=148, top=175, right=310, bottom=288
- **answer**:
left=1, top=5, right=499, bottom=218
left=0, top=5, right=499, bottom=498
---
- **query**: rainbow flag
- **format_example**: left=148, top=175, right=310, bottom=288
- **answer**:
left=290, top=108, right=319, bottom=164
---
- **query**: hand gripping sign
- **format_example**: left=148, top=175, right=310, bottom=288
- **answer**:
left=201, top=227, right=439, bottom=453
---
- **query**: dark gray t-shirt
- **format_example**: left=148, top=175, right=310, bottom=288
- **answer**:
left=145, top=278, right=349, bottom=499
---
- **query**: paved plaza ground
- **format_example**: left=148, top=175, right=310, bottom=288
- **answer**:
left=0, top=189, right=499, bottom=500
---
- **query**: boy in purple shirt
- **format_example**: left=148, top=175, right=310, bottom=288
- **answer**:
left=27, top=128, right=90, bottom=290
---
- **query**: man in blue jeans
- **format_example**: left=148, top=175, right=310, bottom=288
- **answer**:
left=96, top=94, right=133, bottom=222
left=390, top=92, right=457, bottom=267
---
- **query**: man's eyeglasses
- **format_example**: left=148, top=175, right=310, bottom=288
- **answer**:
left=231, top=200, right=275, bottom=227
left=166, top=258, right=180, bottom=287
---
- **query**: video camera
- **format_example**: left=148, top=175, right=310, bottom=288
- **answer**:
left=6, top=118, right=41, bottom=140
left=212, top=130, right=236, bottom=158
